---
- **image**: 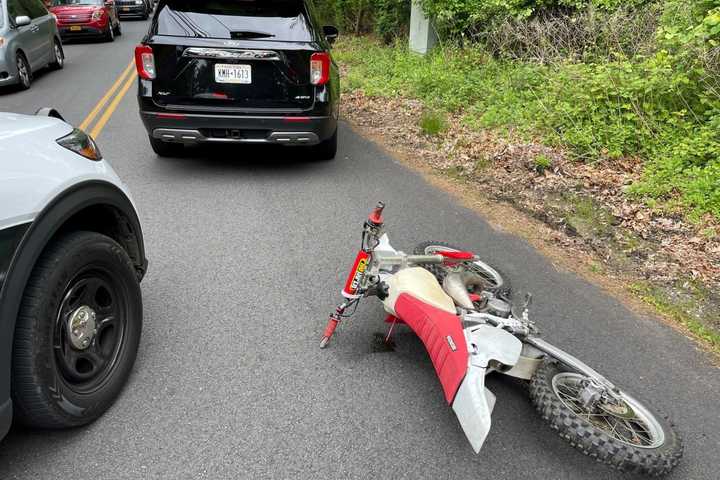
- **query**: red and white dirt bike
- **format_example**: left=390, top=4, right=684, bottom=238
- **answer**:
left=321, top=202, right=682, bottom=476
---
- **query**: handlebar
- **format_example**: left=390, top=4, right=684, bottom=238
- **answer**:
left=375, top=253, right=479, bottom=268
left=367, top=202, right=386, bottom=226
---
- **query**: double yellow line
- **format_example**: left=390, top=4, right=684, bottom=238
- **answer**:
left=80, top=59, right=136, bottom=140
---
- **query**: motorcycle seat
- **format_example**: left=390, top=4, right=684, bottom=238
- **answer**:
left=382, top=267, right=456, bottom=316
left=383, top=268, right=468, bottom=403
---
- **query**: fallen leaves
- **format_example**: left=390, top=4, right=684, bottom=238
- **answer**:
left=341, top=90, right=720, bottom=293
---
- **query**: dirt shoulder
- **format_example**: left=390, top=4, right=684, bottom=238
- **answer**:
left=341, top=90, right=720, bottom=356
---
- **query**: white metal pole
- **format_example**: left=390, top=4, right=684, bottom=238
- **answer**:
left=409, top=0, right=437, bottom=55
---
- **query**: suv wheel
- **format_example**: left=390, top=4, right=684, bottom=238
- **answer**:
left=313, top=129, right=337, bottom=161
left=11, top=231, right=142, bottom=428
left=50, top=39, right=64, bottom=70
left=105, top=24, right=115, bottom=42
left=149, top=135, right=184, bottom=157
left=16, top=53, right=31, bottom=90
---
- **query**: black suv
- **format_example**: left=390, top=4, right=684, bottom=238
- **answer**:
left=135, top=0, right=340, bottom=159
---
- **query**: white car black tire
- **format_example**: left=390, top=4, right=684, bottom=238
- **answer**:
left=11, top=231, right=142, bottom=429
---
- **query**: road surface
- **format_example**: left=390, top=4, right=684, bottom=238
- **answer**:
left=0, top=17, right=717, bottom=480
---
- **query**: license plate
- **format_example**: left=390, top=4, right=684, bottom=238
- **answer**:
left=69, top=26, right=82, bottom=31
left=214, top=64, right=251, bottom=85
left=122, top=6, right=130, bottom=11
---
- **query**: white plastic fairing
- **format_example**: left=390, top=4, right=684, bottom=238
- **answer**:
left=452, top=325, right=523, bottom=453
left=374, top=234, right=398, bottom=257
left=452, top=367, right=495, bottom=453
left=467, top=325, right=523, bottom=368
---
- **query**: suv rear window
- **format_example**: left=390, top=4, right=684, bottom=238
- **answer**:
left=154, top=0, right=314, bottom=42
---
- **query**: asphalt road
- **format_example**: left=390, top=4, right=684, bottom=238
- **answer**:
left=0, top=18, right=718, bottom=480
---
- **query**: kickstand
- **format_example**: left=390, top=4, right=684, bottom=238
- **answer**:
left=384, top=315, right=398, bottom=344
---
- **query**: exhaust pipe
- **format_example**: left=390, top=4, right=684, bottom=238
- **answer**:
left=443, top=272, right=487, bottom=309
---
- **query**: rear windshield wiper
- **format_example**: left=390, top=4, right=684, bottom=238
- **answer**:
left=230, top=31, right=276, bottom=40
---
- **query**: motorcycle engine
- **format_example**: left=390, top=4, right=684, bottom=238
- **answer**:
left=487, top=298, right=512, bottom=318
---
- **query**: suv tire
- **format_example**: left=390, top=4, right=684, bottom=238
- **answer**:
left=313, top=129, right=337, bottom=161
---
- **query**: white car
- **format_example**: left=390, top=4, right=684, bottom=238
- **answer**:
left=0, top=109, right=147, bottom=440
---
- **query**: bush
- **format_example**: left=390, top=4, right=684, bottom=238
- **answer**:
left=335, top=31, right=720, bottom=219
left=420, top=0, right=652, bottom=40
left=312, top=0, right=409, bottom=41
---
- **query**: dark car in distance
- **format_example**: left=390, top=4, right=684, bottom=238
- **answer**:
left=135, top=0, right=340, bottom=159
left=114, top=0, right=152, bottom=20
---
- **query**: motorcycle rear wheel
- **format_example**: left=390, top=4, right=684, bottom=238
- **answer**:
left=413, top=241, right=511, bottom=296
left=529, top=360, right=682, bottom=476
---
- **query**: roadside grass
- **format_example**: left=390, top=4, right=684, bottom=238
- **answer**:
left=334, top=36, right=720, bottom=221
left=419, top=110, right=447, bottom=136
left=630, top=281, right=720, bottom=351
left=534, top=154, right=552, bottom=173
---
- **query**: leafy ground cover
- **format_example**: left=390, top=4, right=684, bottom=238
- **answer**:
left=335, top=33, right=720, bottom=220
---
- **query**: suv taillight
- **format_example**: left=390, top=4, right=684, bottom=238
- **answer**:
left=134, top=44, right=156, bottom=80
left=310, top=52, right=330, bottom=86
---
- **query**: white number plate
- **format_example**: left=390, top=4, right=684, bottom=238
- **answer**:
left=214, top=64, right=252, bottom=84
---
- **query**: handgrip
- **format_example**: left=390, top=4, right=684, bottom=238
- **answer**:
left=368, top=201, right=385, bottom=225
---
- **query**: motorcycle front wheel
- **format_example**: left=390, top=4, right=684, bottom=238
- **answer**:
left=529, top=360, right=683, bottom=476
left=414, top=241, right=511, bottom=296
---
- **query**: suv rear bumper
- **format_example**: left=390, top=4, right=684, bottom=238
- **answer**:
left=117, top=5, right=146, bottom=16
left=140, top=110, right=337, bottom=146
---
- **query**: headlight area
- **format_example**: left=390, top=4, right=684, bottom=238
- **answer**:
left=56, top=129, right=103, bottom=161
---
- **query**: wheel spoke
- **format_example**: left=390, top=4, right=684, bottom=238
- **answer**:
left=552, top=372, right=663, bottom=448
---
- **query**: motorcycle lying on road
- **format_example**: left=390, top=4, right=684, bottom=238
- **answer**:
left=321, top=202, right=682, bottom=476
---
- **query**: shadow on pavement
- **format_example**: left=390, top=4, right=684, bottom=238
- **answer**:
left=151, top=142, right=338, bottom=174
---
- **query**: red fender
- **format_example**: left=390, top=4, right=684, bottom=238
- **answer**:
left=394, top=293, right=468, bottom=403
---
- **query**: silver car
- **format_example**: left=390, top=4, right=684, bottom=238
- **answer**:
left=0, top=0, right=64, bottom=90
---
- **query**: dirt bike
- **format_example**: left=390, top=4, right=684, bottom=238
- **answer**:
left=320, top=202, right=682, bottom=476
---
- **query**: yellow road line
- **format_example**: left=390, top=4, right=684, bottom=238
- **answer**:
left=79, top=60, right=135, bottom=132
left=89, top=69, right=137, bottom=140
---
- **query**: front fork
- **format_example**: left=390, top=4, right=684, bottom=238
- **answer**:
left=320, top=300, right=353, bottom=349
left=321, top=203, right=386, bottom=349
left=320, top=249, right=370, bottom=348
left=524, top=336, right=618, bottom=392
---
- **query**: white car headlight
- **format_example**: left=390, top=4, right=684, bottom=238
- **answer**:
left=57, top=129, right=103, bottom=161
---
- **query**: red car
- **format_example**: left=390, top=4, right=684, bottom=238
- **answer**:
left=50, top=0, right=121, bottom=42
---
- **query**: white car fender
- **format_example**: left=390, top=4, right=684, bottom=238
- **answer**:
left=0, top=113, right=135, bottom=231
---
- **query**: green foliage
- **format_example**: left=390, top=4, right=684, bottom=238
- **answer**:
left=335, top=28, right=720, bottom=219
left=311, top=0, right=409, bottom=40
left=419, top=0, right=651, bottom=39
left=534, top=154, right=553, bottom=171
left=419, top=110, right=447, bottom=135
